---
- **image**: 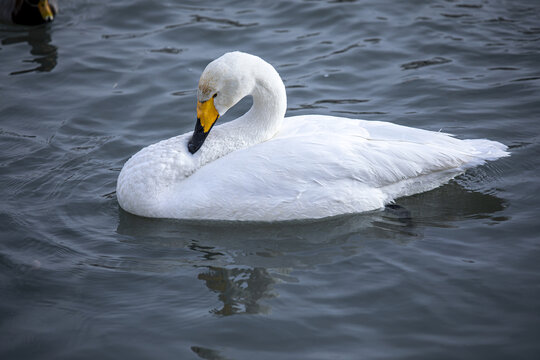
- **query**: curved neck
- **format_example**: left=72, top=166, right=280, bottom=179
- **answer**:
left=239, top=69, right=287, bottom=140
left=197, top=60, right=287, bottom=167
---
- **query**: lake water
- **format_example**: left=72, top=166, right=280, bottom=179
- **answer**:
left=1, top=0, right=539, bottom=359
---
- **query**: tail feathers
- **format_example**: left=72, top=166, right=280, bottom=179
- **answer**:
left=464, top=139, right=509, bottom=162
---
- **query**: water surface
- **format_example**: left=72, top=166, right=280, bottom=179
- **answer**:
left=1, top=0, right=540, bottom=359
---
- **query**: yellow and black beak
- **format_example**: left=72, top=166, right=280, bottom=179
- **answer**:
left=188, top=96, right=220, bottom=154
left=38, top=0, right=55, bottom=22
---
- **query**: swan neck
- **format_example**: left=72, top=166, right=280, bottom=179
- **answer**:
left=242, top=64, right=287, bottom=140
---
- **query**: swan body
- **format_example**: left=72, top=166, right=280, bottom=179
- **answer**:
left=117, top=52, right=508, bottom=221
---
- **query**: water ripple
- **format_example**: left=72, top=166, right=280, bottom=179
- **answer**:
left=191, top=15, right=258, bottom=28
left=401, top=57, right=452, bottom=70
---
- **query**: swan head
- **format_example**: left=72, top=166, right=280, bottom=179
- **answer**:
left=188, top=52, right=259, bottom=154
left=12, top=0, right=57, bottom=25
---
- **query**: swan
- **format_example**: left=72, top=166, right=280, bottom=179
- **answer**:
left=0, top=0, right=57, bottom=25
left=117, top=51, right=508, bottom=221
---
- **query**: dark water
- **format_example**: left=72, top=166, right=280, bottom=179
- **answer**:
left=1, top=0, right=540, bottom=359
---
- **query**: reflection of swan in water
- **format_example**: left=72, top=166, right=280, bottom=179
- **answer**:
left=197, top=266, right=276, bottom=316
left=116, top=180, right=507, bottom=315
left=2, top=25, right=57, bottom=75
left=117, top=204, right=417, bottom=266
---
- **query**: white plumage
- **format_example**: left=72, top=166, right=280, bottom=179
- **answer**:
left=117, top=52, right=508, bottom=221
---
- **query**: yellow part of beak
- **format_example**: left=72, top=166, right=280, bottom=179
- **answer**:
left=38, top=0, right=54, bottom=22
left=197, top=97, right=219, bottom=133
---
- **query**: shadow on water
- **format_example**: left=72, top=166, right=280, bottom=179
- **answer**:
left=1, top=25, right=57, bottom=75
left=115, top=180, right=507, bottom=316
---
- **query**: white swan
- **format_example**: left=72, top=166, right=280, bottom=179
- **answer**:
left=117, top=51, right=508, bottom=221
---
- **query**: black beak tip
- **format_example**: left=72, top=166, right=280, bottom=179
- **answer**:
left=187, top=140, right=198, bottom=154
left=188, top=133, right=206, bottom=154
left=188, top=117, right=214, bottom=155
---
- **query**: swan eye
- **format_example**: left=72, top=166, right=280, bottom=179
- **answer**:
left=213, top=93, right=218, bottom=98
